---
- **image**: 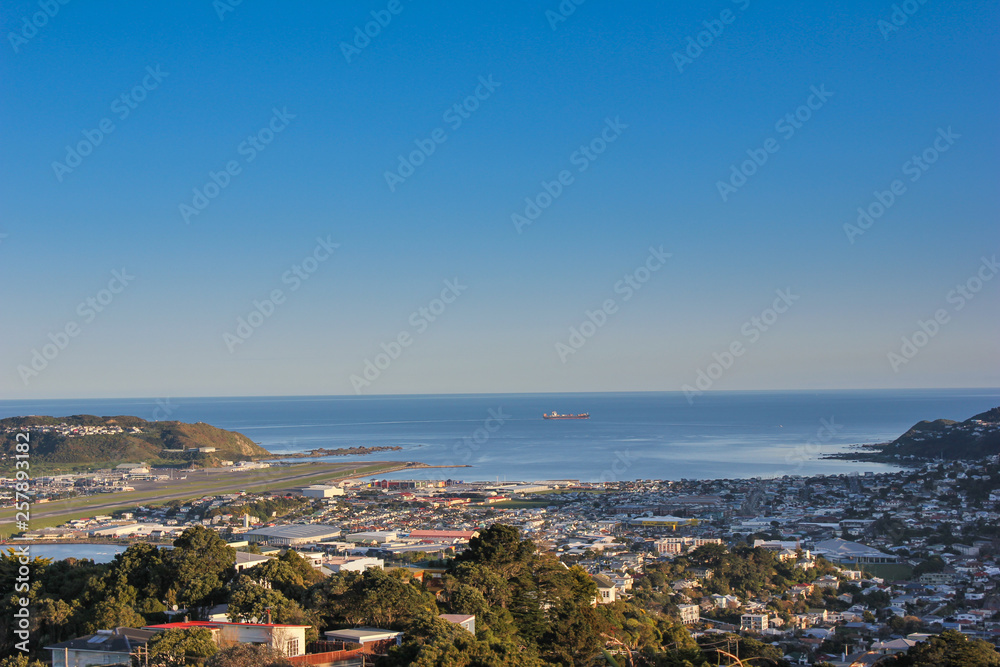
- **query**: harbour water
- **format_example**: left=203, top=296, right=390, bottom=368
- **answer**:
left=8, top=543, right=126, bottom=563
left=3, top=388, right=998, bottom=481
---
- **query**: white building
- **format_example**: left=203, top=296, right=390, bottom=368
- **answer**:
left=47, top=628, right=158, bottom=667
left=653, top=536, right=722, bottom=555
left=345, top=530, right=398, bottom=543
left=302, top=484, right=345, bottom=498
left=678, top=604, right=700, bottom=625
left=439, top=614, right=476, bottom=634
left=592, top=574, right=617, bottom=604
left=145, top=621, right=309, bottom=657
left=323, top=556, right=384, bottom=573
left=324, top=627, right=404, bottom=647
left=234, top=551, right=275, bottom=572
left=741, top=614, right=769, bottom=632
left=813, top=538, right=899, bottom=565
left=245, top=524, right=341, bottom=546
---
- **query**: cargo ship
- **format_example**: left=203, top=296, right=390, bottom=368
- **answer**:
left=543, top=411, right=590, bottom=420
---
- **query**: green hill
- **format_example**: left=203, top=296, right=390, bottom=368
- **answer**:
left=880, top=406, right=1000, bottom=460
left=0, top=415, right=270, bottom=467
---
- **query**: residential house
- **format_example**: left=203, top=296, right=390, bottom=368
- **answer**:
left=47, top=628, right=157, bottom=667
left=592, top=574, right=617, bottom=604
left=741, top=614, right=769, bottom=632
left=145, top=621, right=309, bottom=657
left=678, top=604, right=700, bottom=625
left=439, top=614, right=476, bottom=634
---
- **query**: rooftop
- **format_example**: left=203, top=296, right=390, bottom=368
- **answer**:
left=245, top=524, right=341, bottom=539
left=144, top=621, right=310, bottom=630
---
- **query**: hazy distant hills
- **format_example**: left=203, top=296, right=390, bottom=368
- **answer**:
left=880, top=407, right=1000, bottom=460
left=0, top=415, right=270, bottom=466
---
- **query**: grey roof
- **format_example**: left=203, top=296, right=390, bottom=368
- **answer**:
left=235, top=551, right=275, bottom=564
left=814, top=538, right=893, bottom=558
left=324, top=627, right=404, bottom=642
left=46, top=627, right=158, bottom=654
left=592, top=573, right=615, bottom=588
left=245, top=524, right=341, bottom=539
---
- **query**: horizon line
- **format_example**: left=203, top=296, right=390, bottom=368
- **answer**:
left=3, top=386, right=1000, bottom=403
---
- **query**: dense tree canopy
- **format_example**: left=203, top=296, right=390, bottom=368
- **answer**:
left=884, top=629, right=1000, bottom=667
left=205, top=644, right=291, bottom=667
left=165, top=526, right=237, bottom=613
left=8, top=523, right=990, bottom=667
left=148, top=627, right=218, bottom=667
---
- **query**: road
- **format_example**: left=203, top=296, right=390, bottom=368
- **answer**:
left=1, top=460, right=442, bottom=529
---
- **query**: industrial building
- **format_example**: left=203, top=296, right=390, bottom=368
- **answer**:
left=301, top=484, right=345, bottom=498
left=244, top=524, right=342, bottom=546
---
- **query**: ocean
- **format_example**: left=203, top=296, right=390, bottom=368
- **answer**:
left=2, top=389, right=999, bottom=482
left=16, top=543, right=126, bottom=563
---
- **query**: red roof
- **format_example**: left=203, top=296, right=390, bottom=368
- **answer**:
left=409, top=530, right=477, bottom=539
left=145, top=621, right=309, bottom=629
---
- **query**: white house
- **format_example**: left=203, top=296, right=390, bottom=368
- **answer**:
left=144, top=621, right=309, bottom=657
left=592, top=574, right=617, bottom=604
left=678, top=604, right=700, bottom=625
left=439, top=614, right=476, bottom=634
left=322, top=556, right=384, bottom=573
left=324, top=627, right=404, bottom=646
left=47, top=628, right=158, bottom=667
left=302, top=484, right=345, bottom=498
left=234, top=551, right=276, bottom=571
left=740, top=614, right=769, bottom=632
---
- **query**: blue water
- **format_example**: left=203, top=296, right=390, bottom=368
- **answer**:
left=2, top=389, right=998, bottom=481
left=9, top=543, right=126, bottom=563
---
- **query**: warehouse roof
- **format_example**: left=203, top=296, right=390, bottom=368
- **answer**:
left=245, top=524, right=341, bottom=539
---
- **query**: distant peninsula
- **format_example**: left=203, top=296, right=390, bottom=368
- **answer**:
left=829, top=406, right=1000, bottom=464
left=270, top=445, right=403, bottom=459
left=0, top=415, right=270, bottom=468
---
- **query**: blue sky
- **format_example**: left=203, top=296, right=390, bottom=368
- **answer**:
left=1, top=0, right=998, bottom=399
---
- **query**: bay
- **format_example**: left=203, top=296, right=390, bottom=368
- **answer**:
left=3, top=389, right=999, bottom=482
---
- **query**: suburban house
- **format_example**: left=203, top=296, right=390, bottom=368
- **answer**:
left=813, top=538, right=899, bottom=565
left=408, top=529, right=479, bottom=541
left=234, top=550, right=275, bottom=571
left=592, top=573, right=617, bottom=604
left=144, top=620, right=310, bottom=656
left=601, top=570, right=633, bottom=592
left=439, top=614, right=476, bottom=634
left=323, top=627, right=404, bottom=647
left=301, top=484, right=345, bottom=498
left=47, top=627, right=158, bottom=667
left=740, top=614, right=769, bottom=632
left=678, top=604, right=700, bottom=625
left=321, top=555, right=384, bottom=574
